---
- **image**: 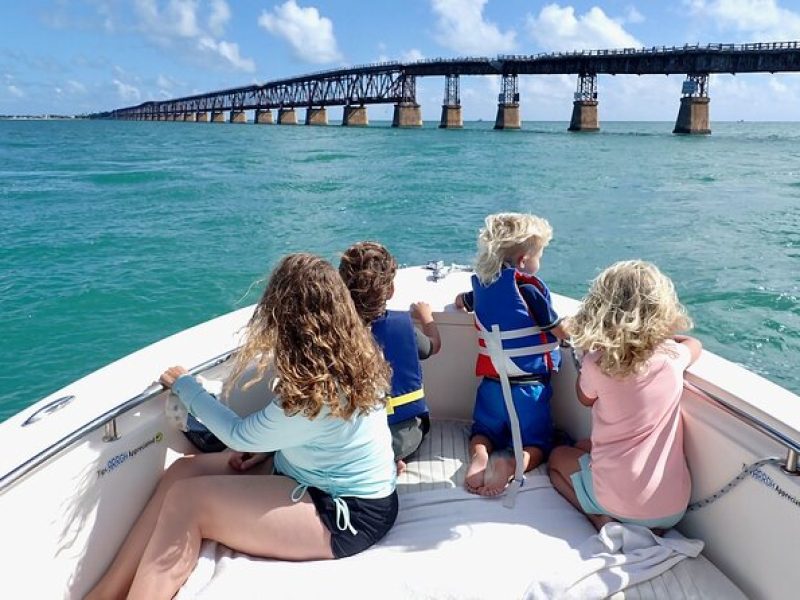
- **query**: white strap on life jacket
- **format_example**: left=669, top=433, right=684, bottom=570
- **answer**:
left=475, top=317, right=558, bottom=356
left=477, top=343, right=560, bottom=358
left=483, top=324, right=525, bottom=508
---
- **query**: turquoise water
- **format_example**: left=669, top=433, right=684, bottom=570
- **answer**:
left=1, top=119, right=798, bottom=421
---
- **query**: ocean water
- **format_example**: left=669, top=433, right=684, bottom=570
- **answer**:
left=1, top=119, right=798, bottom=421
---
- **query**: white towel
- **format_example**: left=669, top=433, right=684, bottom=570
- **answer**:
left=525, top=522, right=705, bottom=600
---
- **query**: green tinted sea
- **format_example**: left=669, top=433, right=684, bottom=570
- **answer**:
left=1, top=119, right=798, bottom=420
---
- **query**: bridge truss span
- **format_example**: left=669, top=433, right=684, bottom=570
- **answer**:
left=106, top=40, right=800, bottom=134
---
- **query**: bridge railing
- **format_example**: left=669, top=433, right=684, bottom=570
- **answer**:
left=497, top=40, right=800, bottom=62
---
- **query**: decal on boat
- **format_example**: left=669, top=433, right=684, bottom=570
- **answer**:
left=96, top=432, right=164, bottom=479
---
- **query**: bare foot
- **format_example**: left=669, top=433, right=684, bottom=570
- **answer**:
left=396, top=459, right=407, bottom=476
left=465, top=448, right=489, bottom=494
left=479, top=454, right=516, bottom=496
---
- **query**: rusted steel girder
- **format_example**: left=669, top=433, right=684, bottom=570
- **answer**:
left=114, top=70, right=411, bottom=119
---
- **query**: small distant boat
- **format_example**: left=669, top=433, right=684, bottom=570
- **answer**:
left=0, top=265, right=798, bottom=598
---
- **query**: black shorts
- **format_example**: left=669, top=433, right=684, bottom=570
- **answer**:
left=307, top=487, right=399, bottom=558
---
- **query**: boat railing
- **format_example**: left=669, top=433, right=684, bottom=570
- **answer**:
left=684, top=377, right=799, bottom=475
left=0, top=349, right=238, bottom=493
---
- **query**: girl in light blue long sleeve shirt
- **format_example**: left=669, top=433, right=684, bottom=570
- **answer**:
left=88, top=254, right=398, bottom=600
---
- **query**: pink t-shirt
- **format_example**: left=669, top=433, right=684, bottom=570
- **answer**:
left=579, top=340, right=692, bottom=520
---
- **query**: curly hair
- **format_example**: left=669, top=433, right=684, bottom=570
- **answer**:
left=338, top=241, right=397, bottom=324
left=569, top=260, right=693, bottom=378
left=226, top=253, right=391, bottom=419
left=474, top=213, right=553, bottom=285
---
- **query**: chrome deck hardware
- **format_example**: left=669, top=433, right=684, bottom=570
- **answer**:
left=22, top=395, right=76, bottom=426
left=424, top=260, right=472, bottom=281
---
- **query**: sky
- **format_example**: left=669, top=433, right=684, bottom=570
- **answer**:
left=2, top=0, right=800, bottom=121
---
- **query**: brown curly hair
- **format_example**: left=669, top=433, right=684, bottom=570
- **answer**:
left=227, top=253, right=391, bottom=419
left=338, top=241, right=397, bottom=324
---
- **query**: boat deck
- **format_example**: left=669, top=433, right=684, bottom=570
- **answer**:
left=176, top=420, right=744, bottom=599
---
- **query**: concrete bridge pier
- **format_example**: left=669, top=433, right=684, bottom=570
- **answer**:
left=277, top=107, right=298, bottom=125
left=230, top=110, right=246, bottom=123
left=393, top=102, right=422, bottom=127
left=674, top=74, right=710, bottom=134
left=568, top=74, right=599, bottom=132
left=392, top=75, right=422, bottom=127
left=439, top=74, right=463, bottom=128
left=306, top=107, right=328, bottom=125
left=183, top=112, right=197, bottom=122
left=494, top=74, right=521, bottom=129
left=342, top=104, right=368, bottom=126
left=196, top=111, right=208, bottom=122
left=255, top=109, right=273, bottom=124
left=211, top=110, right=226, bottom=123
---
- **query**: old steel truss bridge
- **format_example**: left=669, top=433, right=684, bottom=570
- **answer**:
left=101, top=40, right=800, bottom=134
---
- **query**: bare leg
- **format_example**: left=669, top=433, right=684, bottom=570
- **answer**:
left=575, top=438, right=592, bottom=453
left=127, top=473, right=332, bottom=600
left=548, top=445, right=613, bottom=531
left=85, top=451, right=271, bottom=600
left=465, top=435, right=492, bottom=494
left=479, top=445, right=544, bottom=497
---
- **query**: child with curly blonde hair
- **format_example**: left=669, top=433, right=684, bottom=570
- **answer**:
left=88, top=253, right=397, bottom=600
left=339, top=241, right=441, bottom=474
left=456, top=212, right=568, bottom=496
left=548, top=260, right=702, bottom=531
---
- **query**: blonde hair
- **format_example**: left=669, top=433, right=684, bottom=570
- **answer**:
left=226, top=253, right=391, bottom=419
left=474, top=212, right=553, bottom=285
left=338, top=241, right=397, bottom=324
left=570, top=260, right=692, bottom=378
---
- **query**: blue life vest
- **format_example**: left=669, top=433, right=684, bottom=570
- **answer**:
left=471, top=268, right=560, bottom=378
left=371, top=310, right=428, bottom=425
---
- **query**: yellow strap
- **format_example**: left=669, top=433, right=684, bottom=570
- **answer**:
left=385, top=388, right=424, bottom=416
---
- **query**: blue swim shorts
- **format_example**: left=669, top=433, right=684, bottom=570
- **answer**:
left=571, top=454, right=686, bottom=529
left=470, top=378, right=554, bottom=454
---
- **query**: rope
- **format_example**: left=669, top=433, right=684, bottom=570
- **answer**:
left=687, top=457, right=800, bottom=511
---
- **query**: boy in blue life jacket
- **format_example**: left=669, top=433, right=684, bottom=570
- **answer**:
left=340, top=242, right=442, bottom=474
left=455, top=213, right=569, bottom=496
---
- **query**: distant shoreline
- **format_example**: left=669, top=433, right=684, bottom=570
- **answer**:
left=0, top=115, right=79, bottom=120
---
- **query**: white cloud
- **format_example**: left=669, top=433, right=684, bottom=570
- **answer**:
left=131, top=0, right=254, bottom=71
left=686, top=0, right=800, bottom=40
left=8, top=84, right=25, bottom=98
left=208, top=0, right=231, bottom=36
left=624, top=5, right=645, bottom=24
left=66, top=80, right=87, bottom=94
left=156, top=74, right=173, bottom=89
left=113, top=79, right=141, bottom=102
left=197, top=37, right=255, bottom=72
left=526, top=4, right=642, bottom=52
left=258, top=1, right=342, bottom=64
left=430, top=0, right=516, bottom=54
left=401, top=49, right=425, bottom=62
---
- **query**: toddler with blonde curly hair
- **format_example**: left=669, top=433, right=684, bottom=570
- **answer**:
left=456, top=212, right=568, bottom=496
left=548, top=260, right=702, bottom=531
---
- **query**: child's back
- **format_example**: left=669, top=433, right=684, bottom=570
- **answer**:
left=339, top=242, right=441, bottom=471
left=579, top=338, right=692, bottom=520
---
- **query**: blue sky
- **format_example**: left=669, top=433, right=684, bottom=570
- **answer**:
left=3, top=0, right=800, bottom=120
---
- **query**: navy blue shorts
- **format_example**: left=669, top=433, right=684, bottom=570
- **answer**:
left=470, top=378, right=554, bottom=455
left=307, top=487, right=399, bottom=559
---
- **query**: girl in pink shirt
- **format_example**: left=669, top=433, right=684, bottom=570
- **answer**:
left=548, top=260, right=702, bottom=531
